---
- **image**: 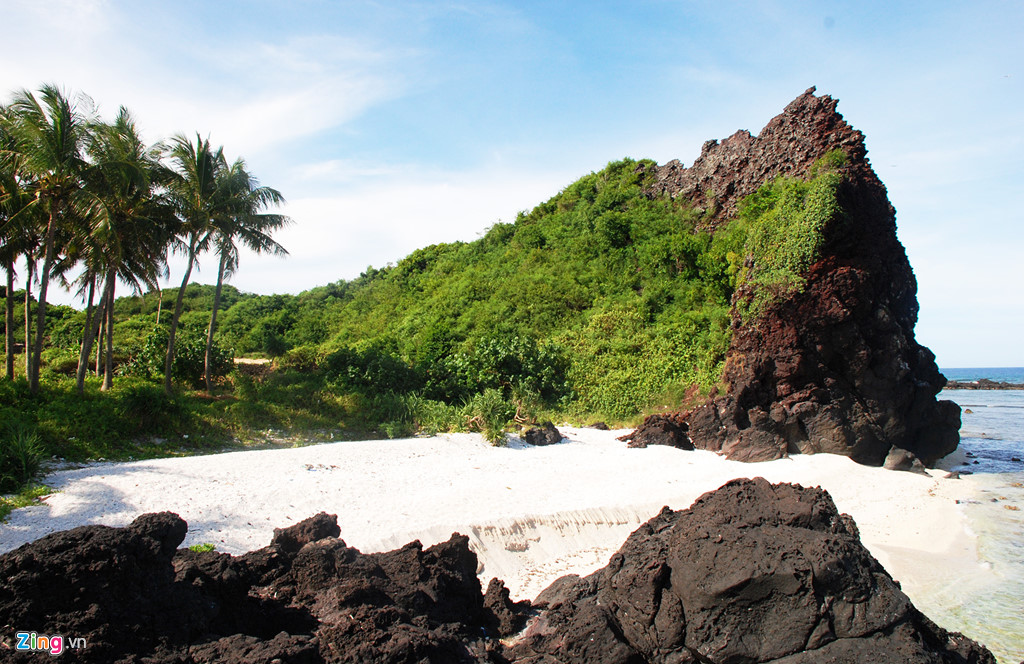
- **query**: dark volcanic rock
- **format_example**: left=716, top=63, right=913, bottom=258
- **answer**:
left=0, top=512, right=206, bottom=662
left=510, top=478, right=996, bottom=664
left=648, top=88, right=869, bottom=225
left=0, top=512, right=510, bottom=663
left=483, top=577, right=532, bottom=636
left=619, top=412, right=694, bottom=450
left=883, top=446, right=930, bottom=475
left=0, top=484, right=995, bottom=663
left=523, top=421, right=563, bottom=446
left=634, top=88, right=961, bottom=467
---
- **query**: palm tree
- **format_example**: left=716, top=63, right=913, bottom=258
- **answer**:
left=0, top=105, right=32, bottom=380
left=162, top=134, right=222, bottom=395
left=0, top=105, right=44, bottom=383
left=76, top=108, right=175, bottom=392
left=3, top=85, right=102, bottom=393
left=203, top=158, right=290, bottom=392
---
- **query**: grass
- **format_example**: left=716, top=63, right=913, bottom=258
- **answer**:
left=0, top=484, right=55, bottom=521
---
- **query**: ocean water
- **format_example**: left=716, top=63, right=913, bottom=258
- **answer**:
left=943, top=366, right=1024, bottom=384
left=938, top=384, right=1024, bottom=663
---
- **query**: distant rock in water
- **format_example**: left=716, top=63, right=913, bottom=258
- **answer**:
left=945, top=378, right=1024, bottom=390
left=633, top=87, right=960, bottom=467
left=0, top=483, right=995, bottom=662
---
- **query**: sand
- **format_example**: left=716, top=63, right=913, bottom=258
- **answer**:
left=0, top=428, right=993, bottom=614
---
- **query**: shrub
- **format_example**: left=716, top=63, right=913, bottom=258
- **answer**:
left=324, top=342, right=420, bottom=395
left=174, top=334, right=234, bottom=389
left=279, top=344, right=321, bottom=372
left=463, top=388, right=517, bottom=445
left=112, top=381, right=184, bottom=434
left=0, top=424, right=44, bottom=494
left=565, top=306, right=729, bottom=421
left=364, top=391, right=416, bottom=438
left=447, top=334, right=570, bottom=406
left=120, top=325, right=169, bottom=379
left=406, top=395, right=461, bottom=435
left=121, top=326, right=233, bottom=388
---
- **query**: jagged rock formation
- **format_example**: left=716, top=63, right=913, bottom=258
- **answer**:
left=510, top=478, right=995, bottom=664
left=636, top=87, right=960, bottom=467
left=0, top=483, right=995, bottom=662
left=0, top=512, right=509, bottom=663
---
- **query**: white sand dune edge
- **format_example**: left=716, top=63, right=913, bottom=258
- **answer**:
left=0, top=428, right=994, bottom=618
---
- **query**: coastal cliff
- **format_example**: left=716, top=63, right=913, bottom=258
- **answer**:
left=631, top=88, right=961, bottom=468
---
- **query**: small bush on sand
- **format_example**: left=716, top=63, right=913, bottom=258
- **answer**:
left=463, top=388, right=517, bottom=445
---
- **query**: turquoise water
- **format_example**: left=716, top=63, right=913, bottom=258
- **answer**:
left=939, top=386, right=1024, bottom=663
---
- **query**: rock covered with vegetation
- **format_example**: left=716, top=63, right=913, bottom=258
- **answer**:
left=0, top=481, right=995, bottom=662
left=641, top=88, right=960, bottom=467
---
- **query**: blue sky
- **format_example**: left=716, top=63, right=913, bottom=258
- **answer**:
left=2, top=0, right=1021, bottom=366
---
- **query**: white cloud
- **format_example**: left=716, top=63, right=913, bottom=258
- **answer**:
left=292, top=159, right=407, bottom=184
left=0, top=6, right=408, bottom=160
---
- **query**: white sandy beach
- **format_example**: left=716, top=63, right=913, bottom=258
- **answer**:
left=0, top=428, right=994, bottom=621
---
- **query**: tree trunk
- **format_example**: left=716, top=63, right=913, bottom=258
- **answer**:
left=29, top=210, right=57, bottom=394
left=156, top=286, right=162, bottom=326
left=95, top=314, right=103, bottom=376
left=101, top=275, right=115, bottom=391
left=164, top=235, right=198, bottom=395
left=75, top=276, right=99, bottom=395
left=203, top=250, right=229, bottom=393
left=4, top=262, right=13, bottom=380
left=23, top=257, right=33, bottom=379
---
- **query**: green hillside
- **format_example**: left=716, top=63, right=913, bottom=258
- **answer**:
left=2, top=154, right=845, bottom=464
left=210, top=158, right=741, bottom=419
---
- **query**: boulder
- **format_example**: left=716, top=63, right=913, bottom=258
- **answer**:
left=619, top=412, right=694, bottom=450
left=511, top=478, right=996, bottom=664
left=523, top=421, right=563, bottom=446
left=883, top=446, right=930, bottom=475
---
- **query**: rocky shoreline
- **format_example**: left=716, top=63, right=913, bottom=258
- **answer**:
left=0, top=479, right=996, bottom=663
left=944, top=379, right=1024, bottom=390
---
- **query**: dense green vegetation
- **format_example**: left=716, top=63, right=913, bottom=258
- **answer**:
left=733, top=149, right=846, bottom=318
left=2, top=84, right=849, bottom=505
